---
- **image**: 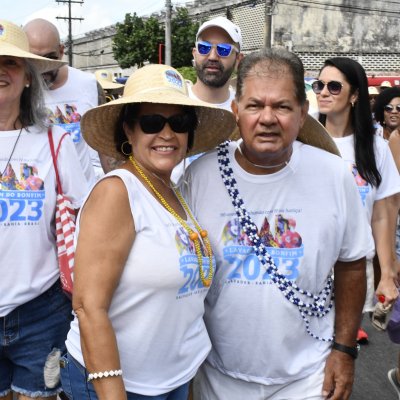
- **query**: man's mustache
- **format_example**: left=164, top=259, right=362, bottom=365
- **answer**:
left=202, top=61, right=223, bottom=71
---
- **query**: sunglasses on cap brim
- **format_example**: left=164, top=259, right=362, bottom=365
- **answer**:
left=312, top=80, right=343, bottom=95
left=196, top=40, right=239, bottom=58
left=384, top=104, right=400, bottom=113
left=135, top=114, right=196, bottom=134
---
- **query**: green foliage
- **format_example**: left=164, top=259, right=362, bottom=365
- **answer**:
left=112, top=13, right=163, bottom=68
left=177, top=66, right=197, bottom=83
left=171, top=8, right=199, bottom=68
left=112, top=8, right=199, bottom=69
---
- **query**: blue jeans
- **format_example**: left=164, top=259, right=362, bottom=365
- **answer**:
left=0, top=280, right=72, bottom=397
left=60, top=352, right=190, bottom=400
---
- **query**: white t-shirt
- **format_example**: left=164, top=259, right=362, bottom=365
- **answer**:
left=332, top=134, right=400, bottom=221
left=187, top=84, right=235, bottom=112
left=0, top=125, right=88, bottom=316
left=44, top=66, right=98, bottom=185
left=66, top=169, right=212, bottom=395
left=182, top=140, right=371, bottom=385
left=333, top=134, right=400, bottom=259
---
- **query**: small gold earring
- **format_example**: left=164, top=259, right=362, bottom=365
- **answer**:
left=351, top=101, right=355, bottom=108
left=121, top=141, right=132, bottom=156
left=25, top=83, right=30, bottom=88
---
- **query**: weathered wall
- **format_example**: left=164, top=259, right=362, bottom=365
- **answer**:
left=273, top=0, right=400, bottom=53
left=70, top=0, right=400, bottom=75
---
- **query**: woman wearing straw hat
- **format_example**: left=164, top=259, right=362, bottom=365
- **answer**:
left=182, top=49, right=371, bottom=400
left=0, top=20, right=89, bottom=400
left=60, top=64, right=235, bottom=399
left=314, top=57, right=400, bottom=344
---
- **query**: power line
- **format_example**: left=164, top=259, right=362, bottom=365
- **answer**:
left=56, top=0, right=84, bottom=66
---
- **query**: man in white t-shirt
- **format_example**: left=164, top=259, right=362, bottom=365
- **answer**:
left=24, top=19, right=103, bottom=184
left=171, top=17, right=243, bottom=183
left=190, top=16, right=243, bottom=112
left=184, top=48, right=371, bottom=400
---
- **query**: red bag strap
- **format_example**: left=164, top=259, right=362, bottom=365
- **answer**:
left=48, top=127, right=69, bottom=195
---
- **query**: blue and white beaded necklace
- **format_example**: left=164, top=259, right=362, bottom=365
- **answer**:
left=217, top=140, right=334, bottom=342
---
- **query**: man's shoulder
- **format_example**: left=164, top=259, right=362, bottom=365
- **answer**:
left=68, top=66, right=96, bottom=83
left=187, top=147, right=221, bottom=178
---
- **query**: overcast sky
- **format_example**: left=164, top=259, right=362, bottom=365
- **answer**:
left=3, top=0, right=187, bottom=39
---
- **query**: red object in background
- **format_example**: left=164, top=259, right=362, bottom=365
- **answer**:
left=158, top=43, right=165, bottom=64
left=378, top=295, right=386, bottom=303
left=367, top=76, right=400, bottom=88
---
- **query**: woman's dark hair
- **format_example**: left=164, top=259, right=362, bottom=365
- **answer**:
left=236, top=48, right=307, bottom=105
left=318, top=57, right=381, bottom=187
left=114, top=104, right=198, bottom=157
left=373, top=87, right=400, bottom=125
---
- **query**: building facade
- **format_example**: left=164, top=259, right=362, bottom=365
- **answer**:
left=69, top=0, right=400, bottom=77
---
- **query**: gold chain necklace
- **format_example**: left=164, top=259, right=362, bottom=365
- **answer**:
left=129, top=156, right=213, bottom=287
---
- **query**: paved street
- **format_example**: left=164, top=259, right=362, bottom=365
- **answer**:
left=352, top=315, right=398, bottom=399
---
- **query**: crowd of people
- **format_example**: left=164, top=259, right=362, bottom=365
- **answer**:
left=0, top=13, right=400, bottom=400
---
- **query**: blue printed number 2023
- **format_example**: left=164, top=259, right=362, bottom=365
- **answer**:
left=225, top=252, right=299, bottom=281
left=0, top=199, right=43, bottom=222
left=178, top=264, right=210, bottom=294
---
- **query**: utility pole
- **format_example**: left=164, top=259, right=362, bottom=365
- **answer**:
left=265, top=0, right=274, bottom=49
left=165, top=0, right=172, bottom=66
left=56, top=0, right=84, bottom=66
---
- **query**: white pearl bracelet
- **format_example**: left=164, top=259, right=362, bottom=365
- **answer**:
left=87, top=369, right=123, bottom=382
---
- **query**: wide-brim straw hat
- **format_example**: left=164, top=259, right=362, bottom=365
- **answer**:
left=297, top=115, right=340, bottom=156
left=0, top=19, right=66, bottom=73
left=229, top=115, right=340, bottom=157
left=95, top=69, right=124, bottom=90
left=81, top=64, right=237, bottom=160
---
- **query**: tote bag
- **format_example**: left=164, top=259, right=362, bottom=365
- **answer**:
left=48, top=128, right=76, bottom=297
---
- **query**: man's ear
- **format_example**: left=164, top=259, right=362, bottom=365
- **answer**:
left=235, top=52, right=244, bottom=70
left=59, top=44, right=65, bottom=59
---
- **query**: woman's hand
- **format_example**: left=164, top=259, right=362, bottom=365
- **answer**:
left=376, top=274, right=399, bottom=306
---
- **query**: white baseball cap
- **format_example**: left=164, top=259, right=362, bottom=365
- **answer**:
left=380, top=80, right=392, bottom=88
left=196, top=16, right=242, bottom=50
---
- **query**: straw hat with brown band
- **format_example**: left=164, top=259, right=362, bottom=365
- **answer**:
left=95, top=70, right=124, bottom=90
left=0, top=19, right=66, bottom=73
left=81, top=64, right=237, bottom=160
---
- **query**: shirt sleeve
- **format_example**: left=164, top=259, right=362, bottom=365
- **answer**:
left=375, top=137, right=400, bottom=201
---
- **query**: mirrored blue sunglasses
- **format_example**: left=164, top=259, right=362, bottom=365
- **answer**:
left=196, top=40, right=239, bottom=57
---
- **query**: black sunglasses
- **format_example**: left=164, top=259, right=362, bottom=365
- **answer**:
left=42, top=52, right=60, bottom=60
left=384, top=104, right=400, bottom=113
left=196, top=40, right=239, bottom=57
left=312, top=80, right=343, bottom=95
left=136, top=114, right=194, bottom=134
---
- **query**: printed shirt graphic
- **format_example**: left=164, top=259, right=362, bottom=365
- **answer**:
left=175, top=226, right=213, bottom=299
left=44, top=66, right=98, bottom=184
left=0, top=126, right=88, bottom=317
left=66, top=169, right=211, bottom=394
left=46, top=103, right=82, bottom=143
left=350, top=163, right=369, bottom=205
left=0, top=161, right=45, bottom=226
left=183, top=140, right=371, bottom=385
left=221, top=214, right=303, bottom=286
